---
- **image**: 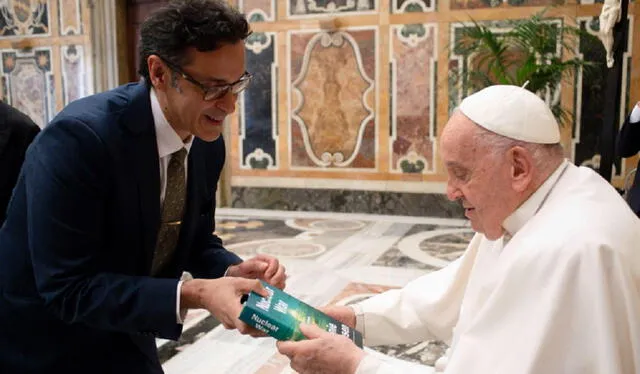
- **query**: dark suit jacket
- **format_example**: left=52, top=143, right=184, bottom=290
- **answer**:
left=0, top=82, right=242, bottom=373
left=616, top=110, right=640, bottom=216
left=0, top=101, right=40, bottom=227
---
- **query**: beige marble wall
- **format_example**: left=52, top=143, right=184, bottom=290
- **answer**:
left=0, top=0, right=93, bottom=128
left=230, top=0, right=640, bottom=195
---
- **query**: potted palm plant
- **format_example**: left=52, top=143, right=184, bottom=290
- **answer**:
left=450, top=10, right=600, bottom=125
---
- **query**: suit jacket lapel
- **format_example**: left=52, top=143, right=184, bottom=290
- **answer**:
left=134, top=133, right=160, bottom=273
left=0, top=105, right=11, bottom=156
left=0, top=126, right=10, bottom=157
left=122, top=83, right=161, bottom=272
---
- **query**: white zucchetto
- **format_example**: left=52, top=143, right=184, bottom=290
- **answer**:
left=458, top=85, right=561, bottom=144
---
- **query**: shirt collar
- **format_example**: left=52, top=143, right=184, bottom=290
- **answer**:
left=502, top=159, right=569, bottom=236
left=150, top=88, right=193, bottom=158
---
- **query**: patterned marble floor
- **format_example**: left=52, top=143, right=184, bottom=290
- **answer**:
left=159, top=208, right=472, bottom=374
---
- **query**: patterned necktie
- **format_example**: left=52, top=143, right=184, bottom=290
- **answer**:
left=152, top=148, right=187, bottom=275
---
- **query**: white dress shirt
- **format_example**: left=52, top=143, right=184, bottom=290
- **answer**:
left=629, top=104, right=640, bottom=123
left=150, top=89, right=194, bottom=324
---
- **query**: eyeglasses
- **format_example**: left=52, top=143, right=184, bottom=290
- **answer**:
left=158, top=56, right=252, bottom=101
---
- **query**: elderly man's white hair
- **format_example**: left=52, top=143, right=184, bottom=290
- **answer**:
left=470, top=121, right=565, bottom=171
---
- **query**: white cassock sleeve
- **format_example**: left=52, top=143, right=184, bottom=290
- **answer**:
left=353, top=233, right=483, bottom=346
left=351, top=234, right=485, bottom=374
left=630, top=104, right=640, bottom=123
left=445, top=240, right=640, bottom=374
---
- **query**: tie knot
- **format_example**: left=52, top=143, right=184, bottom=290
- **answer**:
left=173, top=148, right=187, bottom=164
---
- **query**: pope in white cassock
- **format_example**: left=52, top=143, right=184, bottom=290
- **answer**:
left=277, top=85, right=640, bottom=374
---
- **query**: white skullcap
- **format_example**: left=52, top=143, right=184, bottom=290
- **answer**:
left=458, top=84, right=560, bottom=144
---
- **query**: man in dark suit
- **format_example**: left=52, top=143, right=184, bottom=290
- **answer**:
left=0, top=1, right=285, bottom=372
left=0, top=101, right=40, bottom=227
left=616, top=100, right=640, bottom=217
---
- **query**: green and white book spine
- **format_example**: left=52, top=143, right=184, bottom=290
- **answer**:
left=239, top=281, right=363, bottom=348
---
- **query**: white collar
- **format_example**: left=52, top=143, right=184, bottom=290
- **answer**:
left=502, top=159, right=569, bottom=236
left=150, top=88, right=193, bottom=158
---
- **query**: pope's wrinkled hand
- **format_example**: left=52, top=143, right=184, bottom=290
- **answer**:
left=277, top=323, right=365, bottom=374
left=226, top=254, right=286, bottom=289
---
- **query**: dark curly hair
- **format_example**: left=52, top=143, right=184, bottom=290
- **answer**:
left=138, top=0, right=251, bottom=83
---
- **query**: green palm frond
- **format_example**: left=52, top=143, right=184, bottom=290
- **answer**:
left=514, top=54, right=538, bottom=85
left=509, top=15, right=560, bottom=56
left=449, top=8, right=602, bottom=126
left=459, top=21, right=512, bottom=81
left=468, top=70, right=496, bottom=90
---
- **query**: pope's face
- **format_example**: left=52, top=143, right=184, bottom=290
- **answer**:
left=440, top=112, right=517, bottom=240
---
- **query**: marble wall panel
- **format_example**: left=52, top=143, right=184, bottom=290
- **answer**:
left=61, top=44, right=88, bottom=105
left=288, top=0, right=376, bottom=17
left=2, top=48, right=54, bottom=128
left=240, top=0, right=275, bottom=21
left=392, top=0, right=434, bottom=13
left=58, top=0, right=82, bottom=35
left=0, top=0, right=49, bottom=37
left=390, top=23, right=437, bottom=174
left=289, top=29, right=377, bottom=169
left=229, top=0, right=640, bottom=201
left=451, top=0, right=563, bottom=10
left=242, top=32, right=278, bottom=169
left=232, top=186, right=465, bottom=217
left=449, top=20, right=509, bottom=111
left=449, top=19, right=562, bottom=115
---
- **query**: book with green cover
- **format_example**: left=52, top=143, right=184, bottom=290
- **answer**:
left=239, top=281, right=363, bottom=348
